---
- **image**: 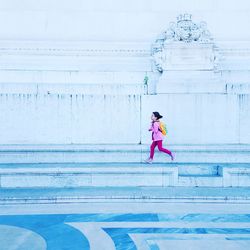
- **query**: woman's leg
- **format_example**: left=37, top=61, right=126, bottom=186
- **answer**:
left=157, top=140, right=173, bottom=159
left=150, top=141, right=157, bottom=159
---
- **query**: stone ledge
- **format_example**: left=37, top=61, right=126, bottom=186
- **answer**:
left=0, top=163, right=249, bottom=188
left=1, top=187, right=250, bottom=205
left=0, top=164, right=178, bottom=188
left=0, top=144, right=250, bottom=164
left=0, top=144, right=250, bottom=152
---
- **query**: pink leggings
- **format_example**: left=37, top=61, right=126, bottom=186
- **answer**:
left=150, top=140, right=172, bottom=159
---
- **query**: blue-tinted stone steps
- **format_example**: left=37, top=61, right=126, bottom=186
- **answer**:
left=1, top=186, right=250, bottom=205
left=0, top=162, right=249, bottom=188
left=0, top=163, right=178, bottom=188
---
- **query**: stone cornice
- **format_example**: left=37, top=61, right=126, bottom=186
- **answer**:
left=0, top=40, right=151, bottom=57
left=1, top=40, right=250, bottom=55
left=0, top=40, right=250, bottom=73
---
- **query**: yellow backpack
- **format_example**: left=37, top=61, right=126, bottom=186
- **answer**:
left=159, top=121, right=167, bottom=136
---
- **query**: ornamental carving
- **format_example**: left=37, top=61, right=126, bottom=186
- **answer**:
left=152, top=14, right=215, bottom=72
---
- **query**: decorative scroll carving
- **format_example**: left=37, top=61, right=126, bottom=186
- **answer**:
left=152, top=14, right=215, bottom=72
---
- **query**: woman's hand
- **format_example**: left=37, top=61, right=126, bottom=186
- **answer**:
left=149, top=123, right=153, bottom=131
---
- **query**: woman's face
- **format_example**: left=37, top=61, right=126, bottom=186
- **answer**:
left=151, top=113, right=157, bottom=121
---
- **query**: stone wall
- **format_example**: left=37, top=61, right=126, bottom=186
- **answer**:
left=0, top=0, right=249, bottom=145
left=0, top=41, right=146, bottom=144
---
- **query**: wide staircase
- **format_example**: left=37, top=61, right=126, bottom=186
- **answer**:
left=0, top=144, right=250, bottom=204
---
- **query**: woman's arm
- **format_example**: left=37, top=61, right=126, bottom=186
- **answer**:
left=148, top=122, right=153, bottom=131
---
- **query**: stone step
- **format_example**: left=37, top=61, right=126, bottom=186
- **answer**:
left=0, top=163, right=178, bottom=188
left=0, top=162, right=224, bottom=175
left=0, top=144, right=250, bottom=164
left=0, top=163, right=249, bottom=188
left=1, top=187, right=250, bottom=205
left=177, top=163, right=221, bottom=176
left=178, top=176, right=223, bottom=187
left=0, top=162, right=224, bottom=176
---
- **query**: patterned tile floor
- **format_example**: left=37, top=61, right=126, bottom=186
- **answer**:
left=0, top=202, right=250, bottom=250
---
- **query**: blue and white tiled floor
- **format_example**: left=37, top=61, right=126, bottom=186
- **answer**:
left=0, top=202, right=250, bottom=250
